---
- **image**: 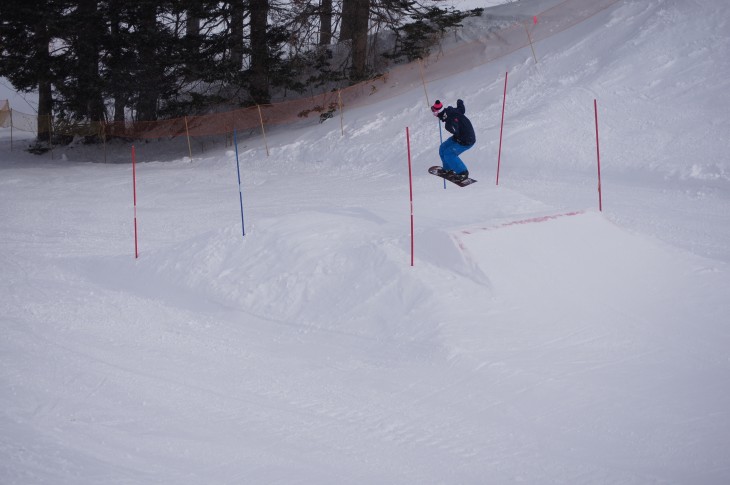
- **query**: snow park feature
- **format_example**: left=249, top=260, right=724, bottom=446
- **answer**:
left=2, top=0, right=730, bottom=484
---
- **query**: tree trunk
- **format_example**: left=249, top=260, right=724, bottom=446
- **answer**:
left=136, top=1, right=159, bottom=121
left=34, top=15, right=52, bottom=142
left=229, top=0, right=244, bottom=73
left=249, top=0, right=269, bottom=104
left=186, top=13, right=200, bottom=38
left=37, top=79, right=53, bottom=143
left=185, top=11, right=201, bottom=81
left=108, top=2, right=126, bottom=123
left=342, top=0, right=369, bottom=79
left=340, top=0, right=355, bottom=41
left=319, top=0, right=332, bottom=46
left=77, top=0, right=105, bottom=122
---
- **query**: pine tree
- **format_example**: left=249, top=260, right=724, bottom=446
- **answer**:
left=0, top=0, right=67, bottom=141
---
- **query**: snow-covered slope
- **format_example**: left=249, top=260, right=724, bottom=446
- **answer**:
left=1, top=0, right=729, bottom=483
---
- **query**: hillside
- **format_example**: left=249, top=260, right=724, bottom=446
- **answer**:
left=1, top=0, right=729, bottom=483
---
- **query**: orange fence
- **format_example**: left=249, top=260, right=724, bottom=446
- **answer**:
left=0, top=99, right=9, bottom=128
left=2, top=0, right=620, bottom=144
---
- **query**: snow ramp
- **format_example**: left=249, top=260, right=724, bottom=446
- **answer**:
left=450, top=209, right=728, bottom=333
left=420, top=209, right=730, bottom=481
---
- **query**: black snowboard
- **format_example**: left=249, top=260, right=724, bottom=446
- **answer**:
left=428, top=166, right=477, bottom=187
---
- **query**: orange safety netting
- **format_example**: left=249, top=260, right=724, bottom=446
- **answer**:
left=0, top=100, right=10, bottom=128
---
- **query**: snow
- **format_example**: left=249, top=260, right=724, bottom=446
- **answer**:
left=2, top=0, right=730, bottom=483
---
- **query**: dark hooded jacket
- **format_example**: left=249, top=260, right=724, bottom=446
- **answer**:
left=438, top=99, right=476, bottom=146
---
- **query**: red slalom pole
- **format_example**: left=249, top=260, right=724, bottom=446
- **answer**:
left=594, top=99, right=603, bottom=212
left=132, top=145, right=139, bottom=258
left=496, top=71, right=508, bottom=185
left=406, top=127, right=414, bottom=266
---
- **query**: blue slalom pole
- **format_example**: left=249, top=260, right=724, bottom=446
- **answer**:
left=234, top=129, right=246, bottom=237
left=438, top=121, right=446, bottom=190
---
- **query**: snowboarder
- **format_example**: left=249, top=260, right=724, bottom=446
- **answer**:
left=431, top=99, right=476, bottom=181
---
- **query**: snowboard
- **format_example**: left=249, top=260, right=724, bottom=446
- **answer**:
left=428, top=166, right=477, bottom=187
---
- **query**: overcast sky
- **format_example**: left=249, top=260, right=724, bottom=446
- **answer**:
left=0, top=77, right=37, bottom=113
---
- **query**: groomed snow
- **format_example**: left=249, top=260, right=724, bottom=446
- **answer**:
left=1, top=0, right=729, bottom=483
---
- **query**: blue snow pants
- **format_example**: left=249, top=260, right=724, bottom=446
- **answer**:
left=439, top=137, right=472, bottom=174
